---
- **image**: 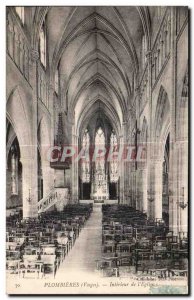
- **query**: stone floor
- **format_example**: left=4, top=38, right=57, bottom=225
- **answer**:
left=55, top=204, right=102, bottom=278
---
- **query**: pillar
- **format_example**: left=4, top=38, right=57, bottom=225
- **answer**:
left=71, top=124, right=79, bottom=203
left=176, top=140, right=188, bottom=234
left=142, top=167, right=148, bottom=213
left=21, top=49, right=40, bottom=219
left=54, top=169, right=64, bottom=187
left=119, top=131, right=124, bottom=203
left=153, top=159, right=163, bottom=220
left=11, top=150, right=18, bottom=195
left=168, top=7, right=179, bottom=235
left=119, top=122, right=128, bottom=204
left=21, top=156, right=38, bottom=218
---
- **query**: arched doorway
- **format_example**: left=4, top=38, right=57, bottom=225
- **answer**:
left=6, top=120, right=23, bottom=215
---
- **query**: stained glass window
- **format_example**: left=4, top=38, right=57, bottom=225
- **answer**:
left=95, top=127, right=105, bottom=172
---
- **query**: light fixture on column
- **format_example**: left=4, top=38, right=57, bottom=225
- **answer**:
left=147, top=189, right=154, bottom=203
left=147, top=189, right=154, bottom=220
left=177, top=187, right=187, bottom=209
left=26, top=188, right=32, bottom=203
left=168, top=189, right=173, bottom=196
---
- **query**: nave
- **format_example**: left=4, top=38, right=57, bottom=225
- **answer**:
left=6, top=203, right=188, bottom=280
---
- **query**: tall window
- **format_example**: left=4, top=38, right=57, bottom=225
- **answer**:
left=82, top=130, right=90, bottom=183
left=110, top=131, right=118, bottom=182
left=15, top=7, right=24, bottom=24
left=95, top=127, right=105, bottom=172
left=95, top=127, right=105, bottom=145
left=55, top=67, right=59, bottom=94
left=157, top=7, right=165, bottom=21
left=142, top=35, right=147, bottom=69
left=39, top=21, right=47, bottom=68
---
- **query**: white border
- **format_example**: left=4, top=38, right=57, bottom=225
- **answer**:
left=0, top=1, right=193, bottom=299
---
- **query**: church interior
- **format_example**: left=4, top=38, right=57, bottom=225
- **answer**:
left=6, top=6, right=189, bottom=281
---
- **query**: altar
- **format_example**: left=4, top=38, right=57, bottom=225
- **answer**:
left=90, top=166, right=109, bottom=201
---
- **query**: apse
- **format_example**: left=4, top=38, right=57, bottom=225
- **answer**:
left=78, top=105, right=119, bottom=202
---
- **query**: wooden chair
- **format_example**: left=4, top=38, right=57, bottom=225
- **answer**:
left=102, top=242, right=116, bottom=257
left=6, top=250, right=20, bottom=275
left=116, top=242, right=131, bottom=257
left=96, top=258, right=119, bottom=277
left=102, top=234, right=115, bottom=244
left=19, top=254, right=43, bottom=279
left=168, top=257, right=188, bottom=278
left=41, top=254, right=56, bottom=278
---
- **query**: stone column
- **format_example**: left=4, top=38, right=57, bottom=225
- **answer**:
left=135, top=169, right=141, bottom=211
left=168, top=141, right=178, bottom=235
left=142, top=166, right=148, bottom=213
left=131, top=170, right=136, bottom=208
left=145, top=47, right=152, bottom=217
left=119, top=129, right=125, bottom=203
left=168, top=7, right=179, bottom=235
left=21, top=156, right=38, bottom=218
left=123, top=122, right=128, bottom=204
left=153, top=158, right=163, bottom=220
left=65, top=168, right=71, bottom=189
left=180, top=140, right=188, bottom=233
left=41, top=161, right=53, bottom=197
left=127, top=156, right=133, bottom=207
left=11, top=150, right=18, bottom=195
left=54, top=169, right=65, bottom=188
left=21, top=49, right=40, bottom=219
left=48, top=84, right=55, bottom=150
left=176, top=140, right=188, bottom=234
left=180, top=206, right=188, bottom=233
left=147, top=158, right=155, bottom=219
left=71, top=125, right=79, bottom=203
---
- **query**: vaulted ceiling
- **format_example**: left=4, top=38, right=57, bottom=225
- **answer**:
left=44, top=7, right=150, bottom=132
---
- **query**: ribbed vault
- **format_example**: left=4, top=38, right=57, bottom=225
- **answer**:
left=78, top=99, right=120, bottom=140
left=38, top=6, right=150, bottom=131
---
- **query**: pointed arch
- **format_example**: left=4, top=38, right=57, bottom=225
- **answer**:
left=6, top=86, right=32, bottom=160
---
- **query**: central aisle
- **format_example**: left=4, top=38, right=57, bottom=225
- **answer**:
left=55, top=205, right=102, bottom=278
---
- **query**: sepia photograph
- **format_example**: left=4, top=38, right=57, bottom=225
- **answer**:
left=5, top=4, right=189, bottom=295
